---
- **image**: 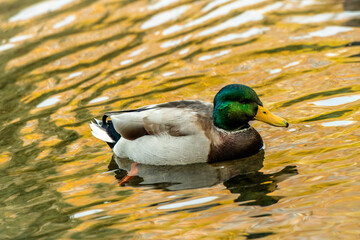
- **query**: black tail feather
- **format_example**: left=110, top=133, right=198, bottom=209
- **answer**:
left=101, top=115, right=121, bottom=149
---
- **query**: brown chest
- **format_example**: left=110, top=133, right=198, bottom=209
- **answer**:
left=208, top=127, right=263, bottom=163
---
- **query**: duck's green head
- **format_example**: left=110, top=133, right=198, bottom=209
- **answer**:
left=213, top=84, right=288, bottom=131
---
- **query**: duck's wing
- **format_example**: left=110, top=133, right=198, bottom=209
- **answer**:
left=104, top=100, right=213, bottom=140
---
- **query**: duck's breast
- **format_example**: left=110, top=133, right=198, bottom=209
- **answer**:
left=208, top=126, right=263, bottom=162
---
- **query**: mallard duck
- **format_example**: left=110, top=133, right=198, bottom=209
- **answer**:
left=90, top=84, right=288, bottom=165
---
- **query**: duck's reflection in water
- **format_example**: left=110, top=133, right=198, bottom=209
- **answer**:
left=224, top=165, right=297, bottom=207
left=109, top=150, right=297, bottom=206
left=343, top=0, right=360, bottom=26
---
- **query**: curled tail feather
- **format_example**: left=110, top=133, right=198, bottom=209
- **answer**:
left=90, top=116, right=121, bottom=149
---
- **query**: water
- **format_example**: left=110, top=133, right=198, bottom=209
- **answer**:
left=0, top=0, right=359, bottom=239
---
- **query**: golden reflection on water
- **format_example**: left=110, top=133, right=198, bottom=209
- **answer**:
left=0, top=0, right=360, bottom=239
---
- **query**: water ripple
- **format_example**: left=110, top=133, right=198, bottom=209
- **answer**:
left=1, top=0, right=360, bottom=239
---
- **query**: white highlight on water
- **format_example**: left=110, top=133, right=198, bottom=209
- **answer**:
left=198, top=2, right=283, bottom=36
left=10, top=34, right=33, bottom=43
left=286, top=11, right=360, bottom=24
left=198, top=50, right=231, bottom=61
left=321, top=121, right=355, bottom=127
left=284, top=61, right=300, bottom=68
left=120, top=59, right=133, bottom=65
left=269, top=68, right=282, bottom=74
left=129, top=47, right=146, bottom=57
left=158, top=196, right=218, bottom=210
left=202, top=0, right=231, bottom=12
left=37, top=96, right=61, bottom=108
left=161, top=35, right=191, bottom=48
left=179, top=48, right=189, bottom=55
left=163, top=0, right=268, bottom=35
left=0, top=44, right=14, bottom=52
left=163, top=72, right=175, bottom=77
left=147, top=0, right=179, bottom=11
left=71, top=209, right=103, bottom=218
left=213, top=27, right=269, bottom=43
left=142, top=60, right=156, bottom=68
left=53, top=15, right=76, bottom=29
left=141, top=5, right=189, bottom=29
left=89, top=96, right=109, bottom=104
left=9, top=0, right=74, bottom=22
left=68, top=71, right=82, bottom=78
left=292, top=26, right=354, bottom=40
left=312, top=95, right=360, bottom=106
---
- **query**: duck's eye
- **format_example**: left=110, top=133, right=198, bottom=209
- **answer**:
left=238, top=99, right=248, bottom=104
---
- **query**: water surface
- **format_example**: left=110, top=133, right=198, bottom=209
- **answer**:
left=1, top=0, right=360, bottom=239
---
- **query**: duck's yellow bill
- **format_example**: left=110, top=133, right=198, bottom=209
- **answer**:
left=254, top=105, right=289, bottom=127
